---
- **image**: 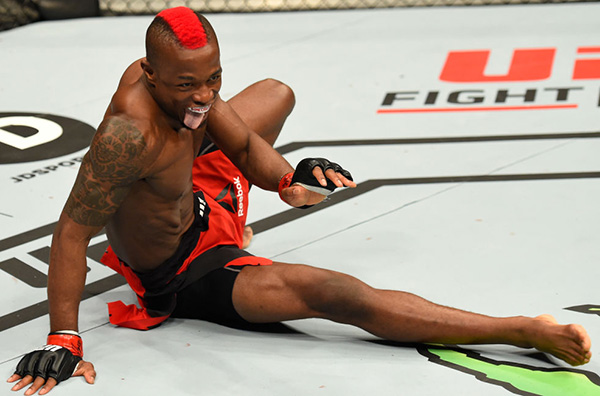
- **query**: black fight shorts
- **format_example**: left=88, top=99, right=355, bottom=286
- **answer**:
left=172, top=266, right=249, bottom=327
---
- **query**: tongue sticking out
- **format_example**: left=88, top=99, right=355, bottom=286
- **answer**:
left=183, top=105, right=211, bottom=129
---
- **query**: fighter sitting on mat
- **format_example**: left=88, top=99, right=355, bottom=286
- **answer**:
left=8, top=6, right=592, bottom=396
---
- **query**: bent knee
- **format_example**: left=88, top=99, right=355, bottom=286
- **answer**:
left=259, top=78, right=296, bottom=112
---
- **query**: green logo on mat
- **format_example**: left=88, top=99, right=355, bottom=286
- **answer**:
left=417, top=306, right=600, bottom=395
left=418, top=345, right=600, bottom=396
left=565, top=305, right=600, bottom=317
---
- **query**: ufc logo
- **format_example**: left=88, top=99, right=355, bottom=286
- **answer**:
left=439, top=47, right=600, bottom=82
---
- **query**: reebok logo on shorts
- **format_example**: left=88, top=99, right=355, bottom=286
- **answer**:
left=232, top=176, right=244, bottom=217
left=215, top=176, right=244, bottom=217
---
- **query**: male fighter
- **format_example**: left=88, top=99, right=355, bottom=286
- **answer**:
left=8, top=6, right=592, bottom=396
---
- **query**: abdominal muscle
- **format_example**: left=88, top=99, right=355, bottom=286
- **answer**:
left=105, top=185, right=196, bottom=273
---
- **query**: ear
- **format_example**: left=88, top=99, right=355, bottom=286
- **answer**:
left=141, top=58, right=156, bottom=85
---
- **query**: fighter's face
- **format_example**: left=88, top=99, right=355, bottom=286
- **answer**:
left=148, top=40, right=222, bottom=129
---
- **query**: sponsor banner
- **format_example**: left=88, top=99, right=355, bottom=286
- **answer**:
left=378, top=47, right=600, bottom=114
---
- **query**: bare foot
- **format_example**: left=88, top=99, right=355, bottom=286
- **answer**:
left=526, top=314, right=592, bottom=366
left=242, top=226, right=253, bottom=249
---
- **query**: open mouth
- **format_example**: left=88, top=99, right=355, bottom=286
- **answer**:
left=183, top=104, right=211, bottom=129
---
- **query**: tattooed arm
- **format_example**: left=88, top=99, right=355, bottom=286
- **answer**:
left=6, top=116, right=152, bottom=396
left=49, top=116, right=150, bottom=332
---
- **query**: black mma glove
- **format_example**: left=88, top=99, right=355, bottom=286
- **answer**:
left=278, top=158, right=353, bottom=208
left=14, top=331, right=83, bottom=384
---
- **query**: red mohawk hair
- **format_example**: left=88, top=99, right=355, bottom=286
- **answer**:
left=156, top=7, right=207, bottom=49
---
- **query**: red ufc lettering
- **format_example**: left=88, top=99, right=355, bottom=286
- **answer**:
left=573, top=47, right=600, bottom=80
left=440, top=48, right=556, bottom=83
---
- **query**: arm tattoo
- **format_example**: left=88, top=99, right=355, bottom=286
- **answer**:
left=64, top=117, right=148, bottom=226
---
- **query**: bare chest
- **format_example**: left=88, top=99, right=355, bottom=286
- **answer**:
left=144, top=129, right=203, bottom=200
left=106, top=129, right=203, bottom=268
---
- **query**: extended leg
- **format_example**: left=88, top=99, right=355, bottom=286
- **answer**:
left=232, top=262, right=592, bottom=366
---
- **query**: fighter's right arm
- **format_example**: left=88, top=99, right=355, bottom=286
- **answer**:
left=50, top=115, right=151, bottom=331
left=8, top=116, right=151, bottom=396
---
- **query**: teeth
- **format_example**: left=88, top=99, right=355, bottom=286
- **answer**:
left=188, top=105, right=211, bottom=114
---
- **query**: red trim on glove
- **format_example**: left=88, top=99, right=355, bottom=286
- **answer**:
left=47, top=333, right=83, bottom=358
left=278, top=172, right=293, bottom=202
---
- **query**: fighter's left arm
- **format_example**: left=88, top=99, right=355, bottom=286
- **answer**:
left=206, top=95, right=355, bottom=207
